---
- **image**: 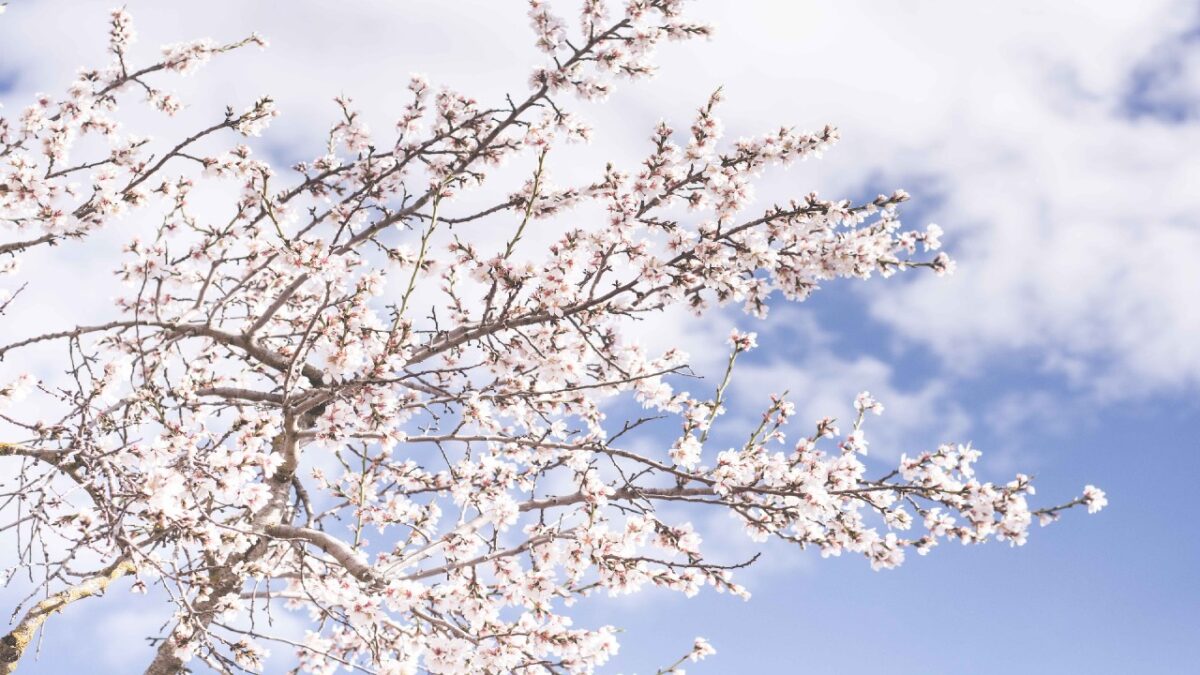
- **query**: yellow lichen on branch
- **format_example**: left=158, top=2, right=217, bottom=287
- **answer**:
left=0, top=559, right=134, bottom=673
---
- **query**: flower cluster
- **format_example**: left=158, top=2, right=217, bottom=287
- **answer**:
left=0, top=3, right=1102, bottom=674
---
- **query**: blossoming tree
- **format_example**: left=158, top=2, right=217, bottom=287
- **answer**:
left=0, top=3, right=1106, bottom=673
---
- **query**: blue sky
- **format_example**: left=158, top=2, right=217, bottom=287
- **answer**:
left=578, top=290, right=1200, bottom=674
left=1, top=1, right=1198, bottom=673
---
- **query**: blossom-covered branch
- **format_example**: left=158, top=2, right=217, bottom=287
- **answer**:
left=0, top=2, right=1102, bottom=673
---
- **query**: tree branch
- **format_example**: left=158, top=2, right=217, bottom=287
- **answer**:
left=0, top=559, right=134, bottom=673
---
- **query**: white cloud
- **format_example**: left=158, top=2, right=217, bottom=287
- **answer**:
left=869, top=95, right=1200, bottom=398
left=672, top=0, right=1200, bottom=400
